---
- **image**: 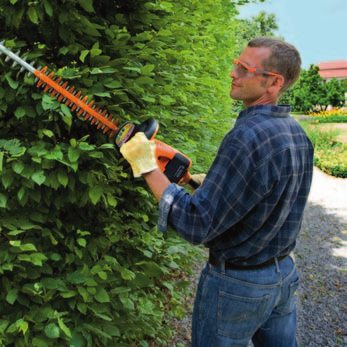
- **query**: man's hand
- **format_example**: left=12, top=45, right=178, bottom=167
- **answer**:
left=120, top=132, right=158, bottom=178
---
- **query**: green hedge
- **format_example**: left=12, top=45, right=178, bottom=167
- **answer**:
left=299, top=122, right=347, bottom=178
left=314, top=147, right=347, bottom=178
left=0, top=0, right=239, bottom=345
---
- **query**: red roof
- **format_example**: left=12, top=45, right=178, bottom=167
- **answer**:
left=318, top=60, right=347, bottom=70
left=319, top=69, right=347, bottom=79
left=317, top=60, right=347, bottom=79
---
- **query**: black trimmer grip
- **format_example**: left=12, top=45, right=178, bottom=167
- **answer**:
left=138, top=118, right=159, bottom=140
left=188, top=178, right=200, bottom=190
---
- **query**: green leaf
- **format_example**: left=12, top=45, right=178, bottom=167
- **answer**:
left=12, top=161, right=24, bottom=174
left=98, top=143, right=114, bottom=149
left=44, top=323, right=60, bottom=339
left=141, top=64, right=155, bottom=75
left=89, top=186, right=103, bottom=204
left=97, top=271, right=107, bottom=280
left=67, top=271, right=88, bottom=284
left=58, top=317, right=71, bottom=338
left=160, top=95, right=176, bottom=105
left=68, top=147, right=80, bottom=162
left=7, top=318, right=27, bottom=334
left=90, top=48, right=102, bottom=58
left=41, top=278, right=58, bottom=290
left=80, top=50, right=89, bottom=63
left=7, top=230, right=25, bottom=237
left=69, top=332, right=85, bottom=347
left=104, top=80, right=121, bottom=89
left=32, top=170, right=46, bottom=185
left=95, top=287, right=110, bottom=303
left=31, top=253, right=48, bottom=266
left=61, top=291, right=77, bottom=298
left=57, top=169, right=68, bottom=187
left=6, top=143, right=26, bottom=157
left=43, top=0, right=53, bottom=17
left=28, top=7, right=39, bottom=24
left=43, top=129, right=54, bottom=138
left=32, top=337, right=49, bottom=347
left=120, top=268, right=136, bottom=280
left=119, top=294, right=134, bottom=310
left=77, top=238, right=86, bottom=247
left=135, top=77, right=154, bottom=85
left=42, top=94, right=59, bottom=111
left=15, top=106, right=26, bottom=119
left=77, top=302, right=87, bottom=313
left=90, top=67, right=118, bottom=74
left=94, top=313, right=112, bottom=321
left=106, top=195, right=117, bottom=207
left=0, top=194, right=7, bottom=208
left=59, top=47, right=69, bottom=56
left=60, top=104, right=72, bottom=118
left=6, top=289, right=18, bottom=304
left=78, top=0, right=94, bottom=12
left=19, top=243, right=37, bottom=252
left=5, top=73, right=19, bottom=89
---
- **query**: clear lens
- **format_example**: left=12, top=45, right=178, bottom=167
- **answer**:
left=233, top=61, right=249, bottom=77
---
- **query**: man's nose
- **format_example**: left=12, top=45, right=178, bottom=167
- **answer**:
left=230, top=69, right=237, bottom=79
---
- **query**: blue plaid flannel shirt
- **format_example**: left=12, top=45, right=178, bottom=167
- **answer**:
left=158, top=105, right=314, bottom=266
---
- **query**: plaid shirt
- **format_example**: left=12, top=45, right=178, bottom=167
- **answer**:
left=158, top=105, right=314, bottom=266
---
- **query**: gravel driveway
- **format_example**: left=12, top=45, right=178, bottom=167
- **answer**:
left=152, top=167, right=346, bottom=347
left=295, top=168, right=346, bottom=347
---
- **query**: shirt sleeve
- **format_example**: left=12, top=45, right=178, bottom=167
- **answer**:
left=157, top=133, right=267, bottom=245
left=157, top=183, right=181, bottom=232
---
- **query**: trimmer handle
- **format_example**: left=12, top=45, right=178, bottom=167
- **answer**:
left=115, top=118, right=159, bottom=149
left=137, top=118, right=159, bottom=140
left=116, top=118, right=200, bottom=189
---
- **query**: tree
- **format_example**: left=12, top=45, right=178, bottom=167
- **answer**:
left=322, top=78, right=345, bottom=109
left=235, top=11, right=279, bottom=53
left=292, top=65, right=325, bottom=112
left=252, top=11, right=279, bottom=36
left=287, top=66, right=346, bottom=112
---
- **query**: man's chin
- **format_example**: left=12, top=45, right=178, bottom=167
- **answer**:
left=229, top=91, right=242, bottom=100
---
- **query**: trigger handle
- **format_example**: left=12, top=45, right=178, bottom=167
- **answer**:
left=138, top=118, right=158, bottom=140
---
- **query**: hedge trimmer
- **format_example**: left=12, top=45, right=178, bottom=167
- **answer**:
left=0, top=42, right=200, bottom=189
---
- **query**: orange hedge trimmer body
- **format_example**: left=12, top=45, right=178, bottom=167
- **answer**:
left=0, top=42, right=200, bottom=189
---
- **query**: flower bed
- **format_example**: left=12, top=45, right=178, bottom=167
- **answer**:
left=308, top=109, right=347, bottom=123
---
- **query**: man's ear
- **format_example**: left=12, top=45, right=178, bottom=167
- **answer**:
left=268, top=75, right=285, bottom=94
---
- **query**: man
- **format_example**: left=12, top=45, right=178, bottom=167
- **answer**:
left=120, top=37, right=314, bottom=347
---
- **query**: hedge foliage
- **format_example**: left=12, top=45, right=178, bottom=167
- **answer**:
left=0, top=0, right=242, bottom=346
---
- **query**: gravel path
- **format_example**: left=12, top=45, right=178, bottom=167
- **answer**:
left=152, top=168, right=347, bottom=347
left=295, top=168, right=346, bottom=347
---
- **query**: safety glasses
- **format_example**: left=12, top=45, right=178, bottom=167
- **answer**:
left=233, top=59, right=282, bottom=78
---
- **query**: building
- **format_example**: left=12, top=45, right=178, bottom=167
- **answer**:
left=317, top=60, right=347, bottom=82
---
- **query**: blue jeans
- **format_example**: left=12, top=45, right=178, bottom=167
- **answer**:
left=192, top=255, right=299, bottom=347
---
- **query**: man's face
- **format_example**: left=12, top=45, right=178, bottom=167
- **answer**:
left=230, top=46, right=275, bottom=108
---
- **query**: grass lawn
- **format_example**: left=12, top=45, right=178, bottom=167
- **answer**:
left=316, top=123, right=347, bottom=143
left=294, top=116, right=347, bottom=178
left=292, top=113, right=347, bottom=144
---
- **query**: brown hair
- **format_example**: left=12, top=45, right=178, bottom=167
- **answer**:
left=248, top=37, right=301, bottom=93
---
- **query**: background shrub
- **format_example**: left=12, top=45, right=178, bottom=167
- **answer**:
left=299, top=122, right=347, bottom=178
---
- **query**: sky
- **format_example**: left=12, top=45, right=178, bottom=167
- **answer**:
left=237, top=0, right=347, bottom=69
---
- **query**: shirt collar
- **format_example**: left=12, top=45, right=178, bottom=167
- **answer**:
left=237, top=104, right=292, bottom=121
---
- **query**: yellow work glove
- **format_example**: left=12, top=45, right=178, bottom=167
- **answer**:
left=120, top=132, right=158, bottom=178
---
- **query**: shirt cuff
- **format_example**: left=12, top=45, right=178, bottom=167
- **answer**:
left=158, top=183, right=181, bottom=232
